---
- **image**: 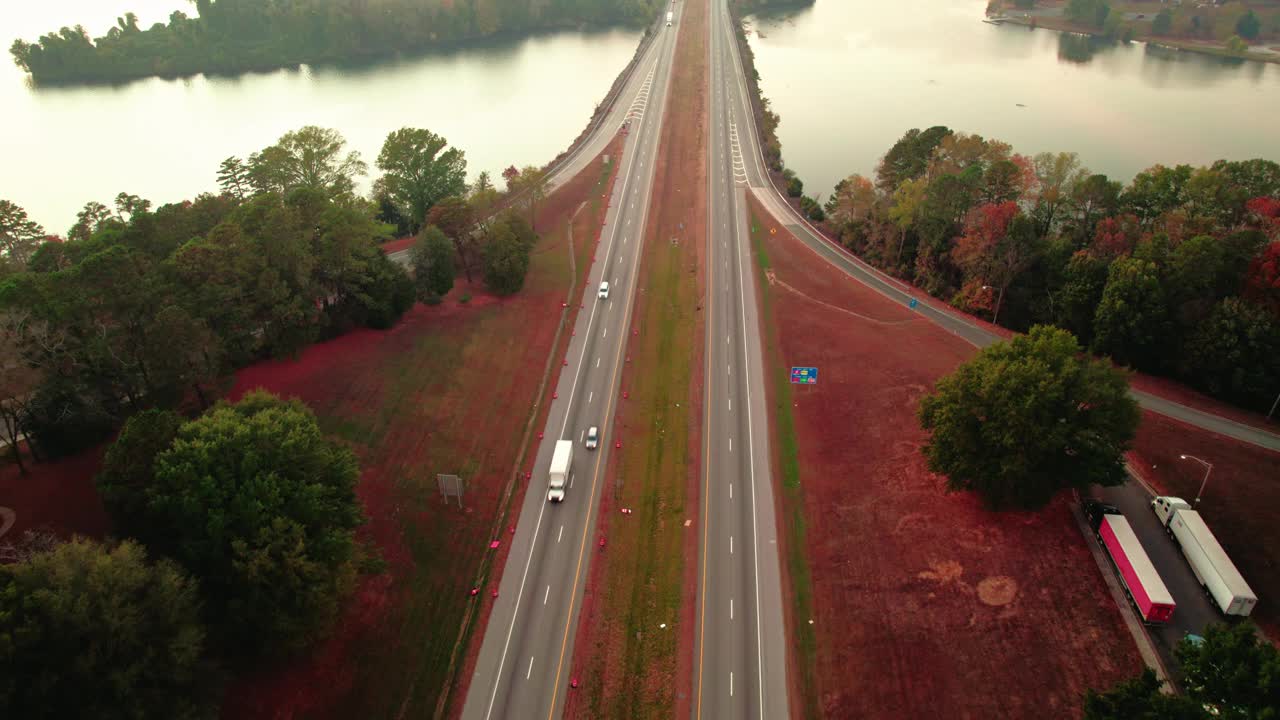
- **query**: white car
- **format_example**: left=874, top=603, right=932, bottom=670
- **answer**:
left=585, top=426, right=599, bottom=450
left=598, top=281, right=610, bottom=299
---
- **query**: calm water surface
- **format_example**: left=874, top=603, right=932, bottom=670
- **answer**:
left=746, top=0, right=1280, bottom=201
left=2, top=1, right=641, bottom=231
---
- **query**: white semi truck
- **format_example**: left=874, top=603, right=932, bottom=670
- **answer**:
left=666, top=10, right=673, bottom=25
left=1151, top=496, right=1257, bottom=617
left=547, top=440, right=573, bottom=503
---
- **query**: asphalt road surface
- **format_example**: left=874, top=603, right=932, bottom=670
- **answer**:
left=389, top=19, right=669, bottom=269
left=1092, top=481, right=1222, bottom=680
left=691, top=0, right=791, bottom=718
left=458, top=8, right=682, bottom=720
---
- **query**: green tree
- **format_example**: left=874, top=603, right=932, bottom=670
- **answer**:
left=1152, top=10, right=1173, bottom=36
left=411, top=225, right=456, bottom=302
left=67, top=200, right=115, bottom=241
left=481, top=219, right=532, bottom=296
left=876, top=126, right=952, bottom=193
left=1054, top=250, right=1110, bottom=343
left=511, top=165, right=549, bottom=227
left=248, top=126, right=366, bottom=199
left=376, top=127, right=468, bottom=230
left=1235, top=10, right=1261, bottom=40
left=0, top=539, right=216, bottom=720
left=1092, top=257, right=1173, bottom=370
left=0, top=200, right=46, bottom=267
left=1182, top=298, right=1280, bottom=412
left=1177, top=622, right=1280, bottom=719
left=918, top=325, right=1139, bottom=509
left=1225, top=35, right=1248, bottom=56
left=97, top=408, right=184, bottom=538
left=216, top=156, right=251, bottom=200
left=135, top=392, right=364, bottom=657
left=1083, top=669, right=1206, bottom=720
left=426, top=195, right=477, bottom=281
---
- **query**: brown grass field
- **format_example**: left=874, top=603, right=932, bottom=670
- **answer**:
left=1128, top=412, right=1280, bottom=640
left=747, top=195, right=1144, bottom=718
left=563, top=0, right=709, bottom=716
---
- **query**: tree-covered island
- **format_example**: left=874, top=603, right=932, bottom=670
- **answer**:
left=11, top=0, right=663, bottom=85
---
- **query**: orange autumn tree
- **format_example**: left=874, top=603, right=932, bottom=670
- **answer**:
left=950, top=201, right=1033, bottom=325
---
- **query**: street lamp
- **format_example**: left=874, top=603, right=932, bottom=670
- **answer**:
left=981, top=285, right=1004, bottom=326
left=1179, top=454, right=1213, bottom=506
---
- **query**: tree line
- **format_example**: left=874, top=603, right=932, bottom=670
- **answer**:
left=10, top=0, right=663, bottom=85
left=1, top=391, right=368, bottom=718
left=807, top=127, right=1280, bottom=414
left=0, top=124, right=544, bottom=471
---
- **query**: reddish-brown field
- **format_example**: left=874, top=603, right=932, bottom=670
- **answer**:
left=0, top=448, right=108, bottom=543
left=563, top=0, right=708, bottom=715
left=748, top=196, right=1143, bottom=718
left=1128, top=412, right=1280, bottom=640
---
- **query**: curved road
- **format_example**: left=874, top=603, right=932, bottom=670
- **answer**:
left=459, top=7, right=682, bottom=720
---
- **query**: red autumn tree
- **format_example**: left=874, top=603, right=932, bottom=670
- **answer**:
left=951, top=201, right=1028, bottom=324
left=1246, top=197, right=1280, bottom=241
left=1244, top=241, right=1280, bottom=318
left=1089, top=214, right=1142, bottom=260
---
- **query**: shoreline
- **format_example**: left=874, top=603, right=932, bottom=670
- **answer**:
left=992, top=13, right=1280, bottom=66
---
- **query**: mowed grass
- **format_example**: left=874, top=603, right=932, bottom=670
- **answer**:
left=748, top=209, right=820, bottom=720
left=227, top=154, right=615, bottom=719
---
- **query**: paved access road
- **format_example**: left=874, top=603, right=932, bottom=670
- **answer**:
left=693, top=1, right=791, bottom=718
left=458, top=8, right=682, bottom=720
left=389, top=21, right=668, bottom=269
left=1092, top=481, right=1222, bottom=678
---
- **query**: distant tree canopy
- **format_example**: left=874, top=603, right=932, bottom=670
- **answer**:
left=11, top=0, right=663, bottom=84
left=97, top=391, right=365, bottom=658
left=918, top=325, right=1140, bottom=510
left=0, top=539, right=216, bottom=720
left=825, top=126, right=1280, bottom=415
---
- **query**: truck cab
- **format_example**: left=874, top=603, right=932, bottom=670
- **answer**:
left=1151, top=496, right=1191, bottom=526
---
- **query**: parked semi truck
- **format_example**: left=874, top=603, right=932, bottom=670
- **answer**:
left=547, top=440, right=573, bottom=503
left=1084, top=500, right=1176, bottom=624
left=1152, top=496, right=1257, bottom=617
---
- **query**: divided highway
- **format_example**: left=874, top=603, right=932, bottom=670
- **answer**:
left=693, top=0, right=790, bottom=717
left=459, top=7, right=682, bottom=720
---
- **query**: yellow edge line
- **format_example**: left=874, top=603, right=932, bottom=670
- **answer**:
left=544, top=141, right=645, bottom=719
left=696, top=0, right=714, bottom=713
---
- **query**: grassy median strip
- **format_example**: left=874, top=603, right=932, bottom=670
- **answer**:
left=749, top=208, right=821, bottom=720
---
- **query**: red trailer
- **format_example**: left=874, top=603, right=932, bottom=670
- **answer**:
left=1098, top=514, right=1176, bottom=624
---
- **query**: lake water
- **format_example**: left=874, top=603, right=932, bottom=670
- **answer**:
left=745, top=0, right=1280, bottom=202
left=2, top=1, right=641, bottom=232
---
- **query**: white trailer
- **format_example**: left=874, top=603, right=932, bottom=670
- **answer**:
left=547, top=440, right=573, bottom=502
left=1152, top=496, right=1257, bottom=617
